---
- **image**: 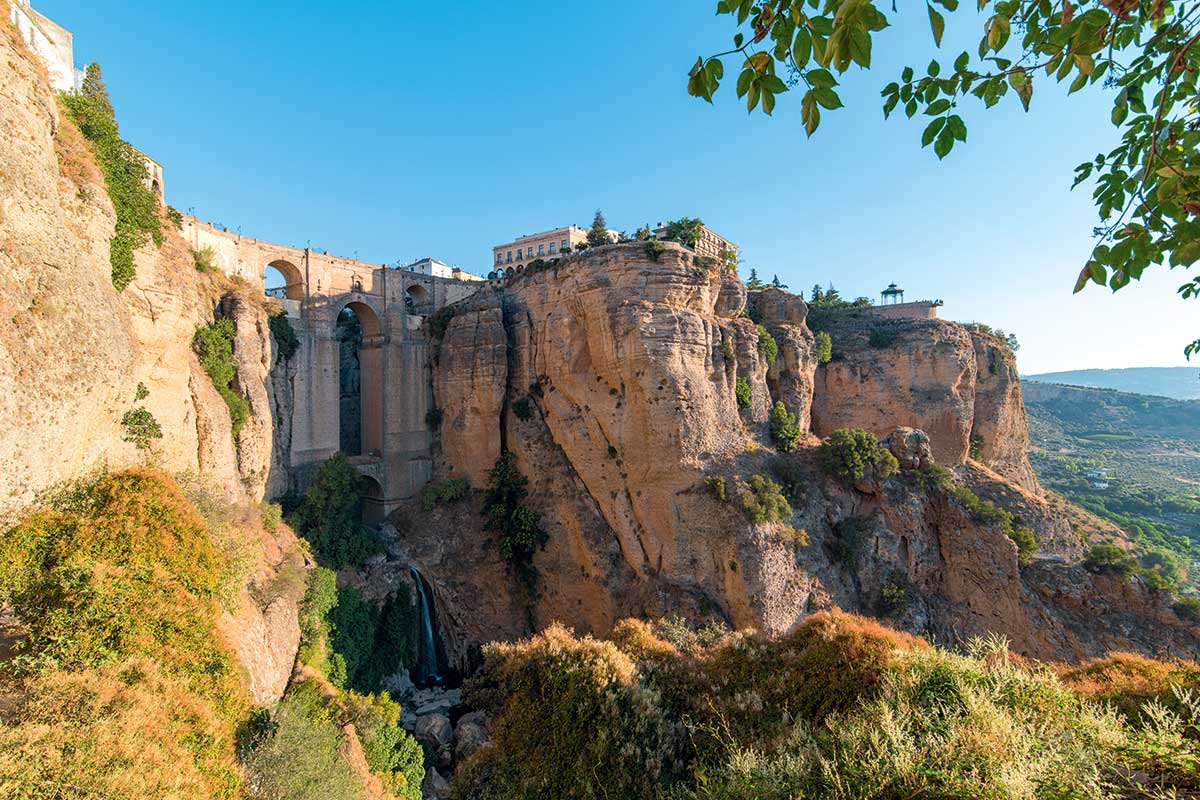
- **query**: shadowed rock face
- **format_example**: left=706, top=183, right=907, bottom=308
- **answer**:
left=409, top=244, right=1197, bottom=670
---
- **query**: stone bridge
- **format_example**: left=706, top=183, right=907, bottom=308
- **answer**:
left=182, top=216, right=483, bottom=521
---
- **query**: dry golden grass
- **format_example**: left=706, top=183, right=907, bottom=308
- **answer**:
left=1059, top=651, right=1200, bottom=723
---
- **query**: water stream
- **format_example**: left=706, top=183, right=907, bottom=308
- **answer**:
left=410, top=566, right=441, bottom=685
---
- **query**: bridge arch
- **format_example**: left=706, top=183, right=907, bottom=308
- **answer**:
left=362, top=476, right=385, bottom=526
left=336, top=301, right=383, bottom=457
left=265, top=259, right=305, bottom=301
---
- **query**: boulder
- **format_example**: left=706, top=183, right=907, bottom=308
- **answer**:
left=414, top=712, right=454, bottom=750
left=884, top=427, right=934, bottom=471
left=454, top=711, right=488, bottom=762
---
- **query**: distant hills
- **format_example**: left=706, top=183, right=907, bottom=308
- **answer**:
left=1025, top=367, right=1200, bottom=400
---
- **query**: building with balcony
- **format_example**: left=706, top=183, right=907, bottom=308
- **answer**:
left=653, top=222, right=737, bottom=262
left=491, top=225, right=594, bottom=275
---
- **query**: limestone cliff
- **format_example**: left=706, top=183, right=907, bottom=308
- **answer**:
left=404, top=243, right=1198, bottom=669
left=0, top=26, right=301, bottom=701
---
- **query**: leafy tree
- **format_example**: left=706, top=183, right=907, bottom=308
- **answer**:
left=587, top=209, right=611, bottom=248
left=740, top=474, right=793, bottom=524
left=1084, top=543, right=1141, bottom=579
left=817, top=428, right=899, bottom=487
left=661, top=217, right=706, bottom=248
left=289, top=454, right=383, bottom=569
left=770, top=401, right=803, bottom=452
left=771, top=274, right=788, bottom=289
left=685, top=1, right=1200, bottom=357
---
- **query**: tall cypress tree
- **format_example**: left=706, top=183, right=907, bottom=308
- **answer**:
left=587, top=210, right=610, bottom=247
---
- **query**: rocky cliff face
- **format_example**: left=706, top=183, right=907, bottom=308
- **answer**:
left=406, top=243, right=1198, bottom=669
left=0, top=28, right=301, bottom=700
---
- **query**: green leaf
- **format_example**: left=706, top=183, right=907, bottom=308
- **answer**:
left=736, top=68, right=755, bottom=98
left=928, top=59, right=941, bottom=77
left=946, top=114, right=967, bottom=141
left=793, top=27, right=812, bottom=68
left=807, top=69, right=837, bottom=89
left=922, top=117, right=946, bottom=147
left=927, top=4, right=945, bottom=46
left=926, top=98, right=952, bottom=115
left=815, top=87, right=842, bottom=109
left=934, top=129, right=954, bottom=159
left=760, top=74, right=788, bottom=93
left=802, top=91, right=821, bottom=136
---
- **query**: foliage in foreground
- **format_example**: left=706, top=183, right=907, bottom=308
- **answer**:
left=60, top=64, right=162, bottom=291
left=456, top=611, right=1200, bottom=800
left=0, top=470, right=249, bottom=798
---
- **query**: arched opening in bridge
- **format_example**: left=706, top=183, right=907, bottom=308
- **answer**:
left=405, top=284, right=430, bottom=313
left=337, top=302, right=383, bottom=458
left=361, top=475, right=385, bottom=527
left=265, top=259, right=305, bottom=301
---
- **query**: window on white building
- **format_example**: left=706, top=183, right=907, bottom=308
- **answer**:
left=496, top=253, right=503, bottom=264
left=561, top=239, right=568, bottom=251
left=549, top=242, right=556, bottom=254
left=527, top=247, right=533, bottom=258
left=538, top=244, right=545, bottom=256
left=506, top=251, right=513, bottom=263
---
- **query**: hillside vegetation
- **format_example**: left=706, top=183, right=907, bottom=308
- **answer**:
left=1024, top=381, right=1200, bottom=589
left=454, top=612, right=1200, bottom=799
left=1025, top=368, right=1200, bottom=401
left=0, top=470, right=425, bottom=800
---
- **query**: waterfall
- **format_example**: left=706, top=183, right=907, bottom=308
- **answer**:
left=410, top=566, right=441, bottom=685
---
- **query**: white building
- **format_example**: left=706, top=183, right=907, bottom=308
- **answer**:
left=8, top=0, right=82, bottom=92
left=399, top=258, right=485, bottom=283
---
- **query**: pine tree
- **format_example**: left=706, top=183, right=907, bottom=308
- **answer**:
left=824, top=284, right=842, bottom=305
left=771, top=274, right=788, bottom=289
left=810, top=284, right=824, bottom=304
left=81, top=63, right=113, bottom=117
left=587, top=210, right=610, bottom=247
left=746, top=268, right=765, bottom=290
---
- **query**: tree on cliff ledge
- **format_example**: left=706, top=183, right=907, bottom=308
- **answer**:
left=587, top=210, right=612, bottom=248
left=685, top=1, right=1200, bottom=359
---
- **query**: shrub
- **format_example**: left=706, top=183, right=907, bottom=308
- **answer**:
left=1059, top=651, right=1200, bottom=726
left=239, top=680, right=361, bottom=800
left=660, top=217, right=705, bottom=248
left=61, top=65, right=162, bottom=291
left=740, top=474, right=792, bottom=525
left=756, top=324, right=779, bottom=363
left=817, top=428, right=898, bottom=487
left=0, top=470, right=249, bottom=797
left=869, top=327, right=897, bottom=348
left=134, top=381, right=149, bottom=401
left=420, top=477, right=470, bottom=512
left=455, top=624, right=680, bottom=799
left=427, top=305, right=456, bottom=339
left=768, top=455, right=806, bottom=503
left=644, top=238, right=667, bottom=261
left=121, top=407, right=162, bottom=449
left=1084, top=543, right=1141, bottom=579
left=193, top=245, right=217, bottom=273
left=815, top=330, right=832, bottom=363
left=969, top=433, right=985, bottom=460
left=952, top=486, right=1038, bottom=565
left=879, top=582, right=909, bottom=617
left=194, top=318, right=251, bottom=438
left=270, top=312, right=300, bottom=361
left=906, top=463, right=955, bottom=494
left=483, top=453, right=548, bottom=587
left=425, top=406, right=443, bottom=430
left=720, top=334, right=735, bottom=365
left=735, top=377, right=752, bottom=409
left=345, top=691, right=425, bottom=800
left=705, top=475, right=728, bottom=502
left=289, top=454, right=382, bottom=569
left=511, top=396, right=533, bottom=421
left=1175, top=597, right=1200, bottom=623
left=769, top=401, right=802, bottom=452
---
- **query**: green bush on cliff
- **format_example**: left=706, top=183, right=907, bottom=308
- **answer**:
left=740, top=474, right=792, bottom=525
left=769, top=401, right=802, bottom=452
left=815, top=330, right=833, bottom=364
left=483, top=453, right=548, bottom=587
left=952, top=486, right=1039, bottom=566
left=345, top=691, right=425, bottom=800
left=818, top=428, right=899, bottom=487
left=289, top=454, right=382, bottom=568
left=1084, top=543, right=1141, bottom=580
left=270, top=312, right=300, bottom=361
left=60, top=64, right=162, bottom=292
left=121, top=406, right=162, bottom=449
left=194, top=317, right=251, bottom=439
left=735, top=377, right=752, bottom=409
left=756, top=324, right=779, bottom=364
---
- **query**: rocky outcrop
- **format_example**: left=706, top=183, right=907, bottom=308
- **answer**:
left=0, top=25, right=290, bottom=514
left=969, top=330, right=1040, bottom=492
left=413, top=245, right=1199, bottom=668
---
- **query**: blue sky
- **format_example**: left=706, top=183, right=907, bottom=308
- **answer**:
left=44, top=0, right=1197, bottom=374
